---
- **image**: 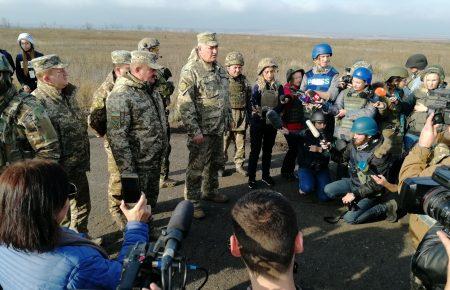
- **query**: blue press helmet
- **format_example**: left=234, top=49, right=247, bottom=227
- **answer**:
left=351, top=117, right=378, bottom=136
left=312, top=43, right=333, bottom=59
left=352, top=67, right=372, bottom=85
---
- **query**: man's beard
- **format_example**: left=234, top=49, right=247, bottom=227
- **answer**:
left=353, top=137, right=369, bottom=147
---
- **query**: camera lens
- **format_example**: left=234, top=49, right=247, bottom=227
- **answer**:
left=423, top=186, right=450, bottom=229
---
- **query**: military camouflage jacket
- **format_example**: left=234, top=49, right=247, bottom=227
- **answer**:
left=106, top=72, right=167, bottom=173
left=0, top=86, right=60, bottom=169
left=33, top=82, right=90, bottom=173
left=155, top=68, right=175, bottom=106
left=177, top=48, right=231, bottom=136
left=88, top=71, right=116, bottom=136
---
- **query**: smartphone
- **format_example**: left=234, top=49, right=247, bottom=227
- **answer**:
left=121, top=173, right=141, bottom=204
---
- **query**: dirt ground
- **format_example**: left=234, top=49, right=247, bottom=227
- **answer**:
left=87, top=130, right=414, bottom=290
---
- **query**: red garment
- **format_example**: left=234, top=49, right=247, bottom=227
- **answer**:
left=282, top=83, right=304, bottom=133
left=283, top=82, right=299, bottom=97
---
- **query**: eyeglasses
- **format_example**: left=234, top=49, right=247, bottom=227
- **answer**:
left=67, top=182, right=77, bottom=199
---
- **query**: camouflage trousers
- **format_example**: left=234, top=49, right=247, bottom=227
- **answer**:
left=374, top=128, right=403, bottom=159
left=62, top=171, right=91, bottom=234
left=223, top=129, right=246, bottom=168
left=105, top=140, right=122, bottom=217
left=106, top=140, right=161, bottom=210
left=185, top=134, right=223, bottom=204
left=160, top=121, right=171, bottom=180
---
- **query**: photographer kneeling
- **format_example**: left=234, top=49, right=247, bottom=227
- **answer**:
left=0, top=160, right=151, bottom=289
left=399, top=113, right=450, bottom=290
left=324, top=117, right=397, bottom=224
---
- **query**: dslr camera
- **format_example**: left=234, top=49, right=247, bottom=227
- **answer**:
left=428, top=89, right=450, bottom=126
left=341, top=67, right=353, bottom=86
left=398, top=166, right=450, bottom=229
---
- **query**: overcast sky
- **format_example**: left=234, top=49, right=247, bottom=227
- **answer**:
left=1, top=0, right=450, bottom=39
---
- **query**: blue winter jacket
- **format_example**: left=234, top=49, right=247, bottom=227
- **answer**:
left=0, top=221, right=148, bottom=290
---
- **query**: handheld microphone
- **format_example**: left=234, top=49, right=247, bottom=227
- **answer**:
left=306, top=120, right=320, bottom=138
left=161, top=200, right=194, bottom=270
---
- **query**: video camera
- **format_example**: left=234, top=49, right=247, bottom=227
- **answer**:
left=117, top=201, right=208, bottom=290
left=341, top=67, right=353, bottom=86
left=398, top=166, right=450, bottom=230
left=428, top=89, right=450, bottom=125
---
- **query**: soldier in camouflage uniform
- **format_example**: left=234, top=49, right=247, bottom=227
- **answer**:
left=106, top=51, right=167, bottom=211
left=177, top=32, right=231, bottom=219
left=407, top=66, right=447, bottom=137
left=88, top=50, right=131, bottom=230
left=0, top=54, right=60, bottom=171
left=31, top=55, right=91, bottom=235
left=221, top=51, right=251, bottom=177
left=404, top=53, right=428, bottom=95
left=138, top=37, right=178, bottom=188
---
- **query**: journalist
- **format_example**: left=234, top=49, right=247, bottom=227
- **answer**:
left=230, top=190, right=305, bottom=290
left=399, top=113, right=450, bottom=289
left=0, top=159, right=150, bottom=290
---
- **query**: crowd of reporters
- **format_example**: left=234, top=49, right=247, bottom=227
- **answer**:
left=1, top=33, right=450, bottom=289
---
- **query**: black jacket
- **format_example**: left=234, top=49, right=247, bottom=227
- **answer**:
left=412, top=223, right=447, bottom=290
left=342, top=138, right=393, bottom=198
left=0, top=49, right=15, bottom=73
left=297, top=129, right=331, bottom=171
left=15, top=50, right=43, bottom=90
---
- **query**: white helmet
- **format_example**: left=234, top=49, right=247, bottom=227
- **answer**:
left=17, top=33, right=35, bottom=45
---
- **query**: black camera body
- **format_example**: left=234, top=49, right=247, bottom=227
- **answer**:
left=398, top=166, right=450, bottom=229
left=428, top=89, right=450, bottom=125
left=341, top=74, right=353, bottom=86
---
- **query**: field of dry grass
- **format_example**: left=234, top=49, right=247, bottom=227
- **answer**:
left=1, top=27, right=449, bottom=116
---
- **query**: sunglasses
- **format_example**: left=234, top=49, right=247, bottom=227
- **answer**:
left=67, top=182, right=77, bottom=199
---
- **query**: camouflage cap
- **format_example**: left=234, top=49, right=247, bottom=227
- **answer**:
left=197, top=32, right=219, bottom=46
left=286, top=66, right=304, bottom=83
left=350, top=60, right=373, bottom=75
left=421, top=65, right=445, bottom=82
left=130, top=50, right=163, bottom=70
left=31, top=54, right=68, bottom=74
left=257, top=58, right=278, bottom=75
left=138, top=37, right=160, bottom=51
left=426, top=64, right=445, bottom=82
left=225, top=51, right=244, bottom=66
left=383, top=66, right=409, bottom=82
left=111, top=50, right=131, bottom=65
left=0, top=54, right=13, bottom=73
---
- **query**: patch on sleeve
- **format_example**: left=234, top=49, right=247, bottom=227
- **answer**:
left=109, top=111, right=121, bottom=130
left=179, top=82, right=187, bottom=93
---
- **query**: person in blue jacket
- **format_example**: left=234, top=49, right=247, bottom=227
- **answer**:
left=0, top=159, right=151, bottom=290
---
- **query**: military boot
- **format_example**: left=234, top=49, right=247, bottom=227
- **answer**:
left=202, top=190, right=229, bottom=203
left=236, top=165, right=248, bottom=176
left=193, top=204, right=206, bottom=219
left=159, top=177, right=179, bottom=189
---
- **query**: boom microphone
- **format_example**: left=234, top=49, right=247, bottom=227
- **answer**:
left=306, top=119, right=320, bottom=138
left=161, top=200, right=194, bottom=270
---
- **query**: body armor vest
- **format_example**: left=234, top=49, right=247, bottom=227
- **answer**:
left=229, top=76, right=247, bottom=109
left=305, top=67, right=338, bottom=92
left=338, top=88, right=369, bottom=130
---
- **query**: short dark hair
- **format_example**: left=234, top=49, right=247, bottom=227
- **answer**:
left=0, top=159, right=69, bottom=252
left=231, top=190, right=298, bottom=278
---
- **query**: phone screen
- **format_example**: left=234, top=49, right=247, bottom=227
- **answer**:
left=121, top=174, right=141, bottom=204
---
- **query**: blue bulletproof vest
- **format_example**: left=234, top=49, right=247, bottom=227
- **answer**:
left=305, top=67, right=338, bottom=92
